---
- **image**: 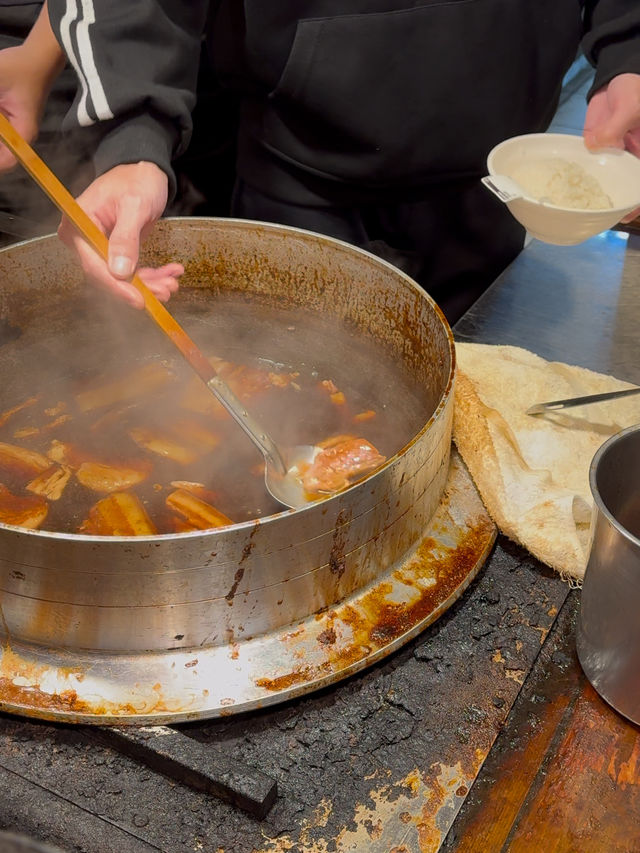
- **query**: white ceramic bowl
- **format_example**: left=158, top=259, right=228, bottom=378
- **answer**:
left=487, top=133, right=640, bottom=245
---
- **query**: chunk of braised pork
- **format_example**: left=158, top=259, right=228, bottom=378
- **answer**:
left=302, top=435, right=386, bottom=495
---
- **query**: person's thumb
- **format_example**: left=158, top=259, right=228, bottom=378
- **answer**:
left=107, top=204, right=146, bottom=279
left=584, top=105, right=636, bottom=151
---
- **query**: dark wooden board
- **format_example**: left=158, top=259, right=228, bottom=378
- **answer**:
left=443, top=594, right=640, bottom=853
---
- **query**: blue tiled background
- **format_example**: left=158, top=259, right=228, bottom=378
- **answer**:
left=549, top=53, right=594, bottom=136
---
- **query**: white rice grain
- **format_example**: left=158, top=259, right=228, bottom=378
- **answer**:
left=510, top=158, right=612, bottom=209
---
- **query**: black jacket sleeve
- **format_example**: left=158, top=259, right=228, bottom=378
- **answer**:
left=582, top=0, right=640, bottom=97
left=47, top=0, right=209, bottom=198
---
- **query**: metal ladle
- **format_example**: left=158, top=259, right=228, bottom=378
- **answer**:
left=0, top=113, right=318, bottom=510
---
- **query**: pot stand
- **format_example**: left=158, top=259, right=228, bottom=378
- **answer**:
left=0, top=452, right=495, bottom=725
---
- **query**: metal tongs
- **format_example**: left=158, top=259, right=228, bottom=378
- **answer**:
left=527, top=387, right=640, bottom=416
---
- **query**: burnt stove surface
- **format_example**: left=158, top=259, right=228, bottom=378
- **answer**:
left=0, top=542, right=569, bottom=853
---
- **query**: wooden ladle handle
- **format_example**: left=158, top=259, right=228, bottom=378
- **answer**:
left=0, top=112, right=289, bottom=476
left=0, top=111, right=216, bottom=385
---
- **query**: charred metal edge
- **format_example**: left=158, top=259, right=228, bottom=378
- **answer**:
left=88, top=724, right=278, bottom=819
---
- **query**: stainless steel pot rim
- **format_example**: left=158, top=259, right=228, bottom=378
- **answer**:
left=2, top=468, right=451, bottom=614
left=0, top=403, right=450, bottom=543
left=589, top=422, right=640, bottom=546
left=2, top=446, right=448, bottom=586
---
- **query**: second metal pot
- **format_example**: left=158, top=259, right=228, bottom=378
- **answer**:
left=577, top=422, right=640, bottom=724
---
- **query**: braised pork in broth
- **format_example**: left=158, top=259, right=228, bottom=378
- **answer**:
left=0, top=352, right=398, bottom=534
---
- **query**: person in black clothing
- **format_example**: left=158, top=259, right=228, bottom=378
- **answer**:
left=2, top=1, right=640, bottom=320
left=0, top=0, right=95, bottom=245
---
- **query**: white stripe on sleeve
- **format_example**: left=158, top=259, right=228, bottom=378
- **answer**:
left=76, top=0, right=114, bottom=123
left=59, top=0, right=92, bottom=126
left=58, top=0, right=114, bottom=127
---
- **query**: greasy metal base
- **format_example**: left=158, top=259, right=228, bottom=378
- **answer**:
left=0, top=452, right=495, bottom=725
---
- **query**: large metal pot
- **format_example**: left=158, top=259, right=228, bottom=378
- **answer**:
left=0, top=218, right=493, bottom=723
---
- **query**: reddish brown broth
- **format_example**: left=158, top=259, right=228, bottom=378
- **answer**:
left=0, top=355, right=395, bottom=534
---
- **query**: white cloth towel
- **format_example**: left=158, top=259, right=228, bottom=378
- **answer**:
left=453, top=343, right=640, bottom=579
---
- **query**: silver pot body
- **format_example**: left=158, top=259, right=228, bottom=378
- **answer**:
left=0, top=218, right=454, bottom=654
left=577, top=423, right=640, bottom=724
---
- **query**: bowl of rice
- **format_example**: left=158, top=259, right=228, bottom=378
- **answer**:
left=486, top=133, right=640, bottom=245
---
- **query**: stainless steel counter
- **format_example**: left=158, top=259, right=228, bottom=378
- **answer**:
left=456, top=230, right=640, bottom=384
